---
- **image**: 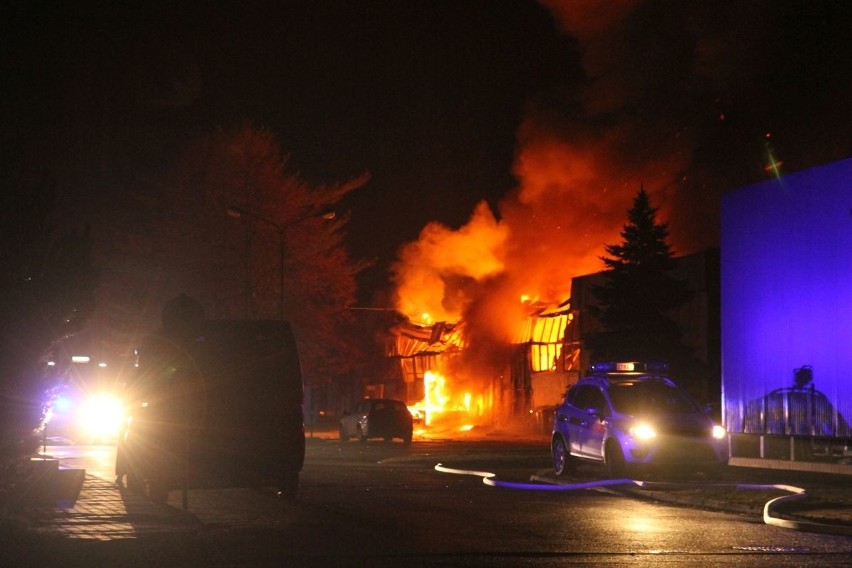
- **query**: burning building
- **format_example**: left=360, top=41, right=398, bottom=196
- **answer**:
left=387, top=298, right=580, bottom=435
left=375, top=1, right=774, bottom=436
left=383, top=247, right=719, bottom=437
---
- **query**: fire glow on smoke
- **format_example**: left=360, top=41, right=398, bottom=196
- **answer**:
left=392, top=132, right=678, bottom=431
left=393, top=1, right=741, bottom=431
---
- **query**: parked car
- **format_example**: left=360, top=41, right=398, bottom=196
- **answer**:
left=340, top=399, right=413, bottom=444
left=551, top=362, right=727, bottom=478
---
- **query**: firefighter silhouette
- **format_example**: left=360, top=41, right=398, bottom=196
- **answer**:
left=743, top=365, right=849, bottom=437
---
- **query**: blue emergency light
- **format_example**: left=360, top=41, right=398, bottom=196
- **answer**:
left=589, top=361, right=669, bottom=374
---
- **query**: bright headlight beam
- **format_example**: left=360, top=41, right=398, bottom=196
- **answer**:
left=630, top=423, right=657, bottom=440
left=712, top=425, right=726, bottom=440
left=78, top=393, right=125, bottom=440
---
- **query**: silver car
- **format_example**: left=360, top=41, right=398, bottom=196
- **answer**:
left=551, top=362, right=727, bottom=478
left=339, top=398, right=413, bottom=444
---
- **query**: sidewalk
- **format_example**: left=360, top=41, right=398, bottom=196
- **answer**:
left=29, top=474, right=201, bottom=540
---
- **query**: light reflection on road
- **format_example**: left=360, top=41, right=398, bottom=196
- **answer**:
left=47, top=444, right=117, bottom=481
left=623, top=513, right=662, bottom=533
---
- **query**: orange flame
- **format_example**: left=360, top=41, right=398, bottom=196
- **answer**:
left=392, top=0, right=704, bottom=431
left=393, top=201, right=507, bottom=324
left=408, top=370, right=484, bottom=434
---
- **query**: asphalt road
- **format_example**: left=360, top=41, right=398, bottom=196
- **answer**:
left=22, top=436, right=852, bottom=566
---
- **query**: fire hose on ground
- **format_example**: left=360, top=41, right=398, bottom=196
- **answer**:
left=434, top=463, right=852, bottom=536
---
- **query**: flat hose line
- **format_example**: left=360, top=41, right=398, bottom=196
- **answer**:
left=434, top=463, right=852, bottom=536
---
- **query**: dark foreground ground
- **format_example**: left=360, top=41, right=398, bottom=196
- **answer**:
left=2, top=433, right=851, bottom=567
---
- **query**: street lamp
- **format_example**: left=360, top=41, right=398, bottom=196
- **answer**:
left=226, top=205, right=336, bottom=320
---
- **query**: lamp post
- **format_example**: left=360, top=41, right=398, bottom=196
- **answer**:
left=227, top=205, right=335, bottom=320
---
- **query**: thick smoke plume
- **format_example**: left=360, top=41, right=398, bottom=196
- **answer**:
left=391, top=1, right=852, bottom=401
left=392, top=1, right=686, bottom=332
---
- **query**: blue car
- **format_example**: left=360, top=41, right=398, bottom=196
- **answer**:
left=551, top=362, right=727, bottom=478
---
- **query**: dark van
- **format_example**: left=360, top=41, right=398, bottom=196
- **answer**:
left=117, top=319, right=305, bottom=503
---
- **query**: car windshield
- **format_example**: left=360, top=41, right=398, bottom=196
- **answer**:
left=607, top=381, right=701, bottom=416
left=372, top=400, right=405, bottom=413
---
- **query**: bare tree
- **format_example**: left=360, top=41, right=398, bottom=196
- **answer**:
left=159, top=123, right=370, bottom=389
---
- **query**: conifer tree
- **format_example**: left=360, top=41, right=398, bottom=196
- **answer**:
left=585, top=187, right=692, bottom=364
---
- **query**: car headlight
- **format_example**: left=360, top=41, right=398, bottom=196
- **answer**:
left=78, top=393, right=126, bottom=440
left=712, top=425, right=726, bottom=440
left=629, top=422, right=657, bottom=440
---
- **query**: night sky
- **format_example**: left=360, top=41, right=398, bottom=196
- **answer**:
left=5, top=1, right=851, bottom=306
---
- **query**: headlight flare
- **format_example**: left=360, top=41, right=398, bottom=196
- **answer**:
left=712, top=424, right=726, bottom=440
left=629, top=423, right=657, bottom=440
left=78, top=393, right=126, bottom=441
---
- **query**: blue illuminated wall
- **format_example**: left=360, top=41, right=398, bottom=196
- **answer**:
left=722, top=158, right=852, bottom=437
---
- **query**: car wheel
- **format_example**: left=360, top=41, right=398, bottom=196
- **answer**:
left=402, top=431, right=412, bottom=445
left=605, top=440, right=628, bottom=478
left=125, top=472, right=143, bottom=492
left=552, top=436, right=572, bottom=476
left=277, top=469, right=299, bottom=504
left=339, top=425, right=349, bottom=442
left=358, top=426, right=367, bottom=442
left=146, top=478, right=169, bottom=504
